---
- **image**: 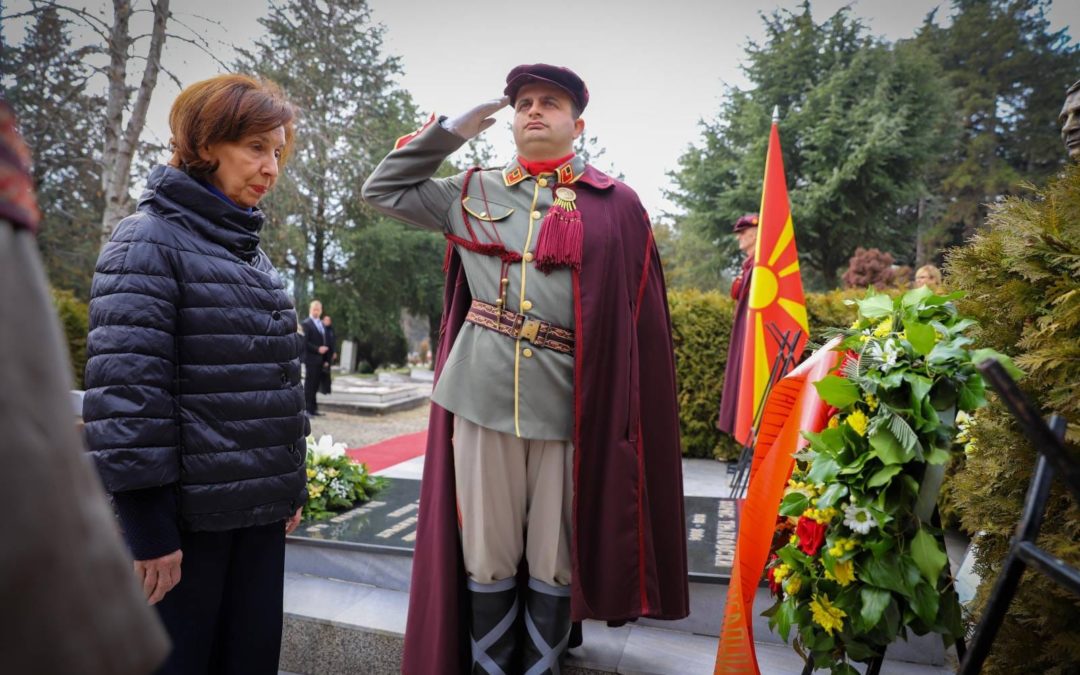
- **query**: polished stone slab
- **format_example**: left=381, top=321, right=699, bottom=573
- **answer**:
left=685, top=495, right=738, bottom=581
left=290, top=479, right=737, bottom=581
left=291, top=479, right=419, bottom=553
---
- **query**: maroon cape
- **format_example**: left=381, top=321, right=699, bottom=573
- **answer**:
left=401, top=166, right=689, bottom=674
left=716, top=255, right=754, bottom=435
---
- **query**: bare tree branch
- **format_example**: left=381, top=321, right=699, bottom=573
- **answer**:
left=100, top=0, right=171, bottom=240
left=162, top=33, right=232, bottom=71
left=158, top=64, right=183, bottom=90
left=16, top=0, right=113, bottom=40
left=100, top=0, right=134, bottom=222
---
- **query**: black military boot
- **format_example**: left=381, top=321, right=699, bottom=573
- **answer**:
left=467, top=577, right=520, bottom=674
left=521, top=577, right=572, bottom=675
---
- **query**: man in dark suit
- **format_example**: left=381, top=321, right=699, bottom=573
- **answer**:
left=319, top=314, right=336, bottom=395
left=301, top=300, right=328, bottom=416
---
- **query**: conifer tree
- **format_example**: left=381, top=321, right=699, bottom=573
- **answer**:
left=916, top=0, right=1080, bottom=252
left=669, top=3, right=952, bottom=289
left=238, top=0, right=442, bottom=367
left=1, top=7, right=105, bottom=298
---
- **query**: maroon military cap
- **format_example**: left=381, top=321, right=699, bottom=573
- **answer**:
left=504, top=64, right=589, bottom=113
left=733, top=213, right=759, bottom=232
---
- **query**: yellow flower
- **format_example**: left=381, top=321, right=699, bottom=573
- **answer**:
left=805, top=507, right=838, bottom=524
left=309, top=483, right=325, bottom=498
left=849, top=319, right=862, bottom=330
left=773, top=564, right=791, bottom=583
left=825, top=560, right=855, bottom=587
left=873, top=317, right=893, bottom=338
left=784, top=576, right=803, bottom=596
left=863, top=393, right=879, bottom=412
left=827, top=416, right=840, bottom=429
left=306, top=468, right=317, bottom=479
left=326, top=468, right=339, bottom=478
left=846, top=409, right=869, bottom=437
left=790, top=534, right=799, bottom=546
left=810, top=594, right=847, bottom=636
left=859, top=334, right=870, bottom=344
left=828, top=537, right=859, bottom=558
left=786, top=480, right=818, bottom=500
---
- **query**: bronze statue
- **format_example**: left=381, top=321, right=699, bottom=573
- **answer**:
left=1060, top=79, right=1080, bottom=161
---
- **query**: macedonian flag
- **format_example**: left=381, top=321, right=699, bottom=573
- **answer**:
left=732, top=113, right=808, bottom=447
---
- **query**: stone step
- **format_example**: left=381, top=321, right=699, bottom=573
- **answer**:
left=284, top=538, right=947, bottom=667
left=279, top=573, right=954, bottom=675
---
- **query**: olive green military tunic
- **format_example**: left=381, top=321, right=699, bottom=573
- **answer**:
left=362, top=119, right=583, bottom=441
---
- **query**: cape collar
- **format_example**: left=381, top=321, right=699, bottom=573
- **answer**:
left=501, top=154, right=615, bottom=190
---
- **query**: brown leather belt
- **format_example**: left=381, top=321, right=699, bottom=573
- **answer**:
left=465, top=299, right=575, bottom=355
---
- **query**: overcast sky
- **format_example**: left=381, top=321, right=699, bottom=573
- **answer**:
left=5, top=0, right=1079, bottom=218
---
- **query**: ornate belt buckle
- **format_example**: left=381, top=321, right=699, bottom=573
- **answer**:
left=519, top=317, right=541, bottom=343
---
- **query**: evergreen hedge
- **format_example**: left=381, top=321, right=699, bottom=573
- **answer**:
left=50, top=287, right=88, bottom=389
left=805, top=288, right=865, bottom=338
left=945, top=165, right=1080, bottom=673
left=669, top=289, right=741, bottom=460
left=668, top=288, right=862, bottom=460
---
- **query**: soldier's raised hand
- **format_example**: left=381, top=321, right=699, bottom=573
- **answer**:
left=445, top=97, right=510, bottom=140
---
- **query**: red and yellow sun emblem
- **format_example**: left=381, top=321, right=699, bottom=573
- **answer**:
left=734, top=122, right=809, bottom=446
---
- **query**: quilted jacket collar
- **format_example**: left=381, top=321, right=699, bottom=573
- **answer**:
left=139, top=165, right=265, bottom=260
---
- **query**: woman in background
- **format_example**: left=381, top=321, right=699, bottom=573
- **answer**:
left=914, top=264, right=943, bottom=289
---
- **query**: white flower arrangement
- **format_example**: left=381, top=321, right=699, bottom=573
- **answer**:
left=302, top=434, right=386, bottom=521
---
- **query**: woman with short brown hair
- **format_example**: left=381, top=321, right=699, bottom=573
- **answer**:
left=83, top=74, right=306, bottom=674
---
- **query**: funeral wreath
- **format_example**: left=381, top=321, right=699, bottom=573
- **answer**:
left=763, top=287, right=1019, bottom=674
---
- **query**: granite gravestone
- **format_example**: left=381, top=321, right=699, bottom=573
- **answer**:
left=293, top=479, right=739, bottom=580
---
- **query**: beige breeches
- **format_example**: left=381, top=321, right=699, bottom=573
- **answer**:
left=453, top=416, right=573, bottom=586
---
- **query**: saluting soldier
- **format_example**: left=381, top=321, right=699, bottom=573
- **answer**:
left=363, top=64, right=688, bottom=675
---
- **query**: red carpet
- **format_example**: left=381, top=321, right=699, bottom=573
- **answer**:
left=346, top=431, right=428, bottom=473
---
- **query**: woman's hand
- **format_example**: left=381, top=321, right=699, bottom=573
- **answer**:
left=285, top=506, right=303, bottom=534
left=134, top=549, right=183, bottom=605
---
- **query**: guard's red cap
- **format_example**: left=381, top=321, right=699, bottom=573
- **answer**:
left=733, top=213, right=759, bottom=232
left=504, top=64, right=589, bottom=113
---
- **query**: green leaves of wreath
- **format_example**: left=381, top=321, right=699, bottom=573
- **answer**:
left=761, top=287, right=1019, bottom=674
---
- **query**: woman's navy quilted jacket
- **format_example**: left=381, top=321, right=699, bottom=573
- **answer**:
left=83, top=165, right=308, bottom=551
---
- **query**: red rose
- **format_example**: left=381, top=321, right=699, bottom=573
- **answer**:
left=765, top=554, right=781, bottom=595
left=796, top=516, right=827, bottom=556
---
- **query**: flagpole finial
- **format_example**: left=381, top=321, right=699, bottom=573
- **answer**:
left=772, top=105, right=780, bottom=123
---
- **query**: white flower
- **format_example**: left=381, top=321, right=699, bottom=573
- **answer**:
left=309, top=434, right=346, bottom=460
left=843, top=503, right=878, bottom=535
left=868, top=339, right=901, bottom=372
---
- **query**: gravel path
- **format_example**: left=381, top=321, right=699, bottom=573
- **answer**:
left=307, top=405, right=430, bottom=449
